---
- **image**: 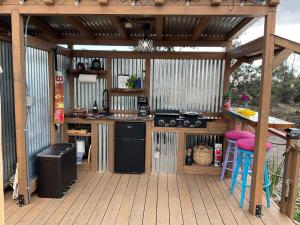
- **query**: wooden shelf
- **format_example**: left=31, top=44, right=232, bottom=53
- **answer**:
left=110, top=88, right=145, bottom=96
left=68, top=69, right=107, bottom=77
left=67, top=132, right=92, bottom=137
left=183, top=164, right=221, bottom=176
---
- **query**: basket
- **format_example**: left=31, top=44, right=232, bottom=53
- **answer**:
left=193, top=145, right=213, bottom=166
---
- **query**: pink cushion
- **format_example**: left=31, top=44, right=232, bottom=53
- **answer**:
left=236, top=138, right=272, bottom=152
left=225, top=130, right=255, bottom=141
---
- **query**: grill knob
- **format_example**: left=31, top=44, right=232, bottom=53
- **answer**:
left=183, top=120, right=190, bottom=127
left=158, top=119, right=165, bottom=126
left=195, top=120, right=202, bottom=127
left=170, top=120, right=176, bottom=127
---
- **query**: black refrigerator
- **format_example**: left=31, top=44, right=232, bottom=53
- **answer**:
left=114, top=122, right=146, bottom=173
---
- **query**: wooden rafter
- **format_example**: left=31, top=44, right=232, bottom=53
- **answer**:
left=226, top=17, right=258, bottom=41
left=211, top=0, right=221, bottom=6
left=155, top=16, right=163, bottom=41
left=191, top=17, right=210, bottom=41
left=229, top=58, right=244, bottom=75
left=30, top=17, right=60, bottom=40
left=274, top=35, right=300, bottom=54
left=231, top=37, right=263, bottom=58
left=108, top=16, right=128, bottom=40
left=268, top=0, right=280, bottom=7
left=62, top=16, right=95, bottom=39
left=272, top=48, right=294, bottom=70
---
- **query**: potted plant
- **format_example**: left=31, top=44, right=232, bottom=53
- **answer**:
left=240, top=91, right=251, bottom=108
left=223, top=91, right=232, bottom=110
left=127, top=74, right=137, bottom=89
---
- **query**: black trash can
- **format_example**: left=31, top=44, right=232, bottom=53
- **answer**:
left=37, top=143, right=77, bottom=198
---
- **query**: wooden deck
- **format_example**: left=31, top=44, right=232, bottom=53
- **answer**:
left=4, top=171, right=294, bottom=225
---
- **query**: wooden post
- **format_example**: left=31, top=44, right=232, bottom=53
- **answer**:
left=48, top=50, right=56, bottom=145
left=249, top=11, right=276, bottom=215
left=223, top=42, right=232, bottom=96
left=90, top=124, right=99, bottom=171
left=280, top=139, right=300, bottom=218
left=11, top=10, right=30, bottom=204
left=108, top=122, right=114, bottom=172
left=145, top=121, right=152, bottom=173
left=145, top=58, right=151, bottom=98
left=0, top=71, right=4, bottom=225
left=177, top=132, right=185, bottom=174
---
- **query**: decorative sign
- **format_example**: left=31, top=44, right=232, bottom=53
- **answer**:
left=54, top=71, right=64, bottom=124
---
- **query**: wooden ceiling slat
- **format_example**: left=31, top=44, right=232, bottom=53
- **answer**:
left=108, top=16, right=128, bottom=40
left=29, top=17, right=61, bottom=39
left=62, top=16, right=95, bottom=39
left=226, top=17, right=258, bottom=41
left=191, top=17, right=211, bottom=41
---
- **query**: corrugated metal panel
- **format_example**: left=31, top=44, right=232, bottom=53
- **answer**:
left=79, top=16, right=118, bottom=36
left=98, top=124, right=108, bottom=172
left=25, top=47, right=50, bottom=178
left=204, top=17, right=244, bottom=37
left=39, top=16, right=78, bottom=34
left=73, top=57, right=107, bottom=108
left=186, top=134, right=224, bottom=148
left=164, top=16, right=200, bottom=36
left=111, top=96, right=138, bottom=111
left=150, top=59, right=225, bottom=112
left=0, top=40, right=17, bottom=185
left=57, top=54, right=71, bottom=109
left=152, top=132, right=178, bottom=173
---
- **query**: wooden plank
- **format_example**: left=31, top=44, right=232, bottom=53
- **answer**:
left=62, top=16, right=95, bottom=39
left=268, top=0, right=280, bottom=7
left=249, top=11, right=276, bottom=215
left=168, top=174, right=183, bottom=225
left=100, top=174, right=131, bottom=225
left=185, top=175, right=210, bottom=225
left=213, top=176, right=252, bottom=225
left=29, top=17, right=61, bottom=40
left=156, top=173, right=169, bottom=225
left=87, top=173, right=121, bottom=225
left=274, top=35, right=300, bottom=54
left=194, top=175, right=224, bottom=225
left=177, top=133, right=185, bottom=174
left=11, top=10, right=30, bottom=204
left=90, top=124, right=98, bottom=171
left=43, top=172, right=95, bottom=224
left=229, top=57, right=244, bottom=75
left=223, top=42, right=232, bottom=96
left=272, top=48, right=293, bottom=70
left=129, top=174, right=149, bottom=225
left=211, top=0, right=221, bottom=6
left=115, top=175, right=139, bottom=225
left=227, top=17, right=258, bottom=41
left=108, top=122, right=115, bottom=172
left=48, top=50, right=56, bottom=145
left=59, top=172, right=103, bottom=225
left=192, top=17, right=211, bottom=41
left=231, top=37, right=263, bottom=59
left=108, top=16, right=128, bottom=40
left=145, top=121, right=152, bottom=173
left=183, top=165, right=221, bottom=176
left=72, top=50, right=225, bottom=60
left=205, top=175, right=238, bottom=225
left=0, top=89, right=4, bottom=225
left=177, top=175, right=197, bottom=225
left=143, top=173, right=158, bottom=225
left=73, top=172, right=112, bottom=225
left=155, top=16, right=164, bottom=41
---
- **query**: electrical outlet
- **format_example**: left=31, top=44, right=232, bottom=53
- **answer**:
left=26, top=96, right=33, bottom=107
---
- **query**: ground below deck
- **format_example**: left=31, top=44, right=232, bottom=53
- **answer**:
left=4, top=171, right=294, bottom=225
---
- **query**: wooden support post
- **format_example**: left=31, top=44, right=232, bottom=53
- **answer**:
left=177, top=132, right=185, bottom=174
left=11, top=10, right=30, bottom=204
left=223, top=42, right=232, bottom=96
left=272, top=48, right=294, bottom=70
left=249, top=11, right=276, bottom=215
left=145, top=58, right=151, bottom=98
left=280, top=139, right=300, bottom=219
left=108, top=122, right=115, bottom=172
left=90, top=124, right=99, bottom=171
left=145, top=121, right=152, bottom=173
left=0, top=74, right=4, bottom=225
left=48, top=50, right=56, bottom=145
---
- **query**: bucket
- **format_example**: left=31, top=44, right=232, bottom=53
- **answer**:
left=76, top=139, right=85, bottom=164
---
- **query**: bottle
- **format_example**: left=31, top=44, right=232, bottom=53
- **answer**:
left=92, top=101, right=98, bottom=114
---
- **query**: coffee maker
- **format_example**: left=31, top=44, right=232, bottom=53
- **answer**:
left=138, top=96, right=150, bottom=117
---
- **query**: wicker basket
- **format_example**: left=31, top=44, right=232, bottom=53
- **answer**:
left=193, top=145, right=213, bottom=166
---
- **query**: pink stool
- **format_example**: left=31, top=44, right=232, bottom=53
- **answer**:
left=220, top=130, right=255, bottom=180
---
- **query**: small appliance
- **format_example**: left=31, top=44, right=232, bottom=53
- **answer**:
left=154, top=109, right=180, bottom=127
left=137, top=96, right=150, bottom=117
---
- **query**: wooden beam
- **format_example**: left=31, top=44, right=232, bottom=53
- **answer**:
left=229, top=58, right=244, bottom=75
left=29, top=17, right=61, bottom=40
left=0, top=72, right=4, bottom=225
left=108, top=16, right=128, bottom=40
left=223, top=42, right=232, bottom=96
left=231, top=37, right=263, bottom=58
left=226, top=17, right=258, bottom=41
left=191, top=17, right=211, bottom=41
left=0, top=5, right=272, bottom=16
left=274, top=35, right=300, bottom=54
left=268, top=0, right=280, bottom=7
left=72, top=50, right=225, bottom=60
left=155, top=16, right=163, bottom=41
left=211, top=0, right=221, bottom=6
left=48, top=50, right=56, bottom=145
left=249, top=11, right=276, bottom=215
left=11, top=10, right=30, bottom=204
left=272, top=48, right=294, bottom=70
left=62, top=16, right=95, bottom=39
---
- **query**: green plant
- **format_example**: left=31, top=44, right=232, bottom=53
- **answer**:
left=224, top=91, right=232, bottom=100
left=295, top=190, right=300, bottom=222
left=267, top=151, right=285, bottom=197
left=127, top=74, right=137, bottom=89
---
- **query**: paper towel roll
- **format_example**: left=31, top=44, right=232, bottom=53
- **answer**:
left=76, top=139, right=85, bottom=154
left=78, top=74, right=97, bottom=83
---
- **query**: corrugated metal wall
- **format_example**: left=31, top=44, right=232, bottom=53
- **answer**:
left=25, top=47, right=50, bottom=178
left=0, top=40, right=17, bottom=185
left=150, top=59, right=225, bottom=112
left=152, top=132, right=178, bottom=173
left=73, top=57, right=107, bottom=109
left=98, top=124, right=108, bottom=172
left=57, top=54, right=71, bottom=109
left=186, top=134, right=224, bottom=148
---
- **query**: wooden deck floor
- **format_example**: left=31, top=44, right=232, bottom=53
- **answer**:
left=4, top=171, right=294, bottom=225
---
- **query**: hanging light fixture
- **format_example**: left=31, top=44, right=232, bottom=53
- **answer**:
left=137, top=24, right=154, bottom=52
